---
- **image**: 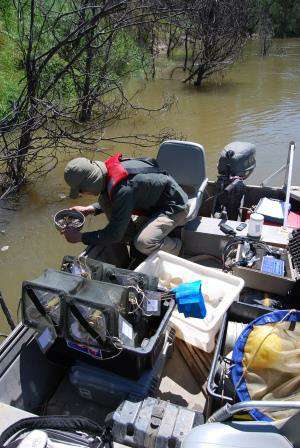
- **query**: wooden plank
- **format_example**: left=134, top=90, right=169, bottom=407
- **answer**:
left=176, top=339, right=203, bottom=387
left=176, top=338, right=213, bottom=388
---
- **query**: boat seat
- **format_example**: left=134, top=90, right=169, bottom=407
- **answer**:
left=182, top=422, right=293, bottom=448
left=278, top=411, right=300, bottom=448
left=157, top=140, right=208, bottom=222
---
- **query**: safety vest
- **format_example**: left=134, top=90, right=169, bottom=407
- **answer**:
left=105, top=153, right=160, bottom=200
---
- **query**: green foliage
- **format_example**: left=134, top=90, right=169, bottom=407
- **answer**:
left=39, top=54, right=77, bottom=103
left=0, top=7, right=24, bottom=118
left=270, top=0, right=300, bottom=37
left=0, top=0, right=15, bottom=30
left=110, top=31, right=149, bottom=78
left=251, top=0, right=300, bottom=37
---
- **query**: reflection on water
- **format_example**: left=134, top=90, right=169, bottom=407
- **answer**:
left=0, top=39, right=300, bottom=331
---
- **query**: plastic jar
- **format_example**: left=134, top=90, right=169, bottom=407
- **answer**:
left=247, top=213, right=264, bottom=238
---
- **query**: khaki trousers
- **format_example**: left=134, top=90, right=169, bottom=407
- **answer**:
left=133, top=208, right=189, bottom=256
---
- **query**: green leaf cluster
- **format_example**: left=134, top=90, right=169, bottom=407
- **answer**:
left=0, top=2, right=24, bottom=117
left=250, top=0, right=300, bottom=37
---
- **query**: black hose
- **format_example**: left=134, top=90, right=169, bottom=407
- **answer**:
left=0, top=415, right=112, bottom=447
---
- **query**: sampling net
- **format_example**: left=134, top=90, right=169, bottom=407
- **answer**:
left=231, top=309, right=300, bottom=421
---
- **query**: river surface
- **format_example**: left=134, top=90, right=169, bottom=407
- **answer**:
left=0, top=39, right=300, bottom=332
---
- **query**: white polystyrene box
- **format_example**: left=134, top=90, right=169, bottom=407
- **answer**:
left=135, top=251, right=244, bottom=352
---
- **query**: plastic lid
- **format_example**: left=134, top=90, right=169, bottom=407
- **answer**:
left=250, top=213, right=264, bottom=221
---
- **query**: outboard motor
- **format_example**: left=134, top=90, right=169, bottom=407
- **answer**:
left=212, top=142, right=256, bottom=220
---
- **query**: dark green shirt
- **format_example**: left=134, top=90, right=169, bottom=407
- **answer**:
left=81, top=171, right=188, bottom=247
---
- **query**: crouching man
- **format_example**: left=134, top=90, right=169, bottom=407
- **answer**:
left=62, top=153, right=189, bottom=260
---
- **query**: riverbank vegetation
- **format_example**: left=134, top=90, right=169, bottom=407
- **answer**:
left=0, top=0, right=299, bottom=199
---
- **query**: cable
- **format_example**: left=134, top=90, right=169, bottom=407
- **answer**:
left=221, top=236, right=273, bottom=271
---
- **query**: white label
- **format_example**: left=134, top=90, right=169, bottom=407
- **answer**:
left=38, top=327, right=53, bottom=350
left=255, top=224, right=261, bottom=233
left=122, top=320, right=133, bottom=340
left=146, top=299, right=158, bottom=312
left=71, top=263, right=86, bottom=276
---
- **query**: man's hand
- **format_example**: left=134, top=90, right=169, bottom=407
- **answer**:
left=69, top=205, right=95, bottom=216
left=62, top=227, right=83, bottom=243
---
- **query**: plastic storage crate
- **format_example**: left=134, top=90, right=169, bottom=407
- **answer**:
left=69, top=328, right=175, bottom=407
left=48, top=294, right=175, bottom=380
left=205, top=302, right=271, bottom=419
left=22, top=268, right=175, bottom=380
left=61, top=255, right=159, bottom=290
left=135, top=251, right=244, bottom=352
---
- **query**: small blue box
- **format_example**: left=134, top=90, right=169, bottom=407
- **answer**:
left=173, top=281, right=206, bottom=319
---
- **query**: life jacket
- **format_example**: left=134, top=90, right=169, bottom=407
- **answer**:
left=105, top=152, right=160, bottom=200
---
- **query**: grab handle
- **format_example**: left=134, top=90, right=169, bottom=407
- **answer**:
left=208, top=400, right=300, bottom=423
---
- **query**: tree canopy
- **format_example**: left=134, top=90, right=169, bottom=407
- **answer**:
left=0, top=0, right=298, bottom=199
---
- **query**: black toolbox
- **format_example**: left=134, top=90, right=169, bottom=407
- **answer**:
left=69, top=328, right=175, bottom=408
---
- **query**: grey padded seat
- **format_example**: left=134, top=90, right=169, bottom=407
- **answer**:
left=279, top=411, right=300, bottom=448
left=182, top=422, right=294, bottom=448
left=157, top=140, right=208, bottom=222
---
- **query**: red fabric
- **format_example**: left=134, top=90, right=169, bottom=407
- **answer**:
left=104, top=153, right=146, bottom=216
left=105, top=153, right=128, bottom=199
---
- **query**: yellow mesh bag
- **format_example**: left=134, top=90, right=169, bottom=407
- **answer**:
left=232, top=310, right=300, bottom=421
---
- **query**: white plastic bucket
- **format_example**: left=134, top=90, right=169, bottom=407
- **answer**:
left=135, top=251, right=244, bottom=352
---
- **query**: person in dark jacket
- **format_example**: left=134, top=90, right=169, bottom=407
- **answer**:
left=62, top=154, right=189, bottom=256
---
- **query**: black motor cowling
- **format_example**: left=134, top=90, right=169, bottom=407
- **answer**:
left=213, top=142, right=256, bottom=220
left=218, top=142, right=256, bottom=179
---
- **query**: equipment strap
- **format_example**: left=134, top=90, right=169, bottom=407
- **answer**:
left=26, top=288, right=57, bottom=328
left=26, top=288, right=47, bottom=317
left=117, top=156, right=161, bottom=176
left=126, top=165, right=160, bottom=175
left=69, top=303, right=103, bottom=344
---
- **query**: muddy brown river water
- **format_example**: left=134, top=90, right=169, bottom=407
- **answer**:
left=0, top=39, right=300, bottom=332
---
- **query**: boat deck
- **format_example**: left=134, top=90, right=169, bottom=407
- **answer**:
left=44, top=345, right=206, bottom=425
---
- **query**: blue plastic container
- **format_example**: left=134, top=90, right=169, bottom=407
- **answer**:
left=173, top=281, right=206, bottom=319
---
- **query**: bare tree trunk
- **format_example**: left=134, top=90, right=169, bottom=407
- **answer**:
left=150, top=28, right=156, bottom=79
left=79, top=43, right=94, bottom=122
left=259, top=5, right=272, bottom=57
left=194, top=66, right=205, bottom=87
left=16, top=120, right=34, bottom=178
left=183, top=32, right=189, bottom=71
left=13, top=0, right=37, bottom=183
left=167, top=22, right=172, bottom=58
left=79, top=1, right=95, bottom=122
